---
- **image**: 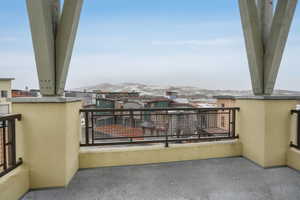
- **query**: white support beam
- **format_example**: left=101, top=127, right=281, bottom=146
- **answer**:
left=26, top=0, right=56, bottom=96
left=239, top=0, right=264, bottom=95
left=257, top=0, right=273, bottom=46
left=51, top=0, right=61, bottom=36
left=26, top=0, right=83, bottom=96
left=264, top=0, right=297, bottom=94
left=240, top=0, right=297, bottom=95
left=55, top=0, right=83, bottom=95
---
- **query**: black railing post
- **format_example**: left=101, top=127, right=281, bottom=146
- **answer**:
left=8, top=119, right=16, bottom=167
left=2, top=120, right=7, bottom=171
left=228, top=109, right=231, bottom=137
left=232, top=109, right=236, bottom=138
left=165, top=130, right=169, bottom=148
left=85, top=112, right=89, bottom=145
left=130, top=111, right=134, bottom=128
left=91, top=112, right=95, bottom=145
left=297, top=112, right=300, bottom=149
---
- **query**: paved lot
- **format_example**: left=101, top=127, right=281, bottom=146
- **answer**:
left=22, top=157, right=300, bottom=200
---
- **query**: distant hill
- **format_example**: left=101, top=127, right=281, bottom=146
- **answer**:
left=75, top=82, right=300, bottom=98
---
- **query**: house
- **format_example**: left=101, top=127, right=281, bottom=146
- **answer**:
left=145, top=98, right=173, bottom=108
left=0, top=78, right=14, bottom=115
left=12, top=89, right=39, bottom=98
left=213, top=95, right=236, bottom=134
left=65, top=90, right=97, bottom=105
left=213, top=95, right=236, bottom=108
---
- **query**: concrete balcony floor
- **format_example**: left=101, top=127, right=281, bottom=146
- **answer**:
left=22, top=157, right=300, bottom=200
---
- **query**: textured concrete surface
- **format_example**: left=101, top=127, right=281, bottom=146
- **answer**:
left=22, top=157, right=300, bottom=200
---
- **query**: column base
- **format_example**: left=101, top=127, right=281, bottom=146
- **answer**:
left=235, top=96, right=299, bottom=168
left=12, top=97, right=82, bottom=189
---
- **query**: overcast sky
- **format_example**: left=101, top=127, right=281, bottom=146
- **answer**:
left=1, top=0, right=300, bottom=90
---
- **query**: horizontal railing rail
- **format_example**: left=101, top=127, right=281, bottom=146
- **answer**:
left=80, top=107, right=239, bottom=147
left=80, top=107, right=240, bottom=113
left=0, top=114, right=22, bottom=177
left=291, top=110, right=300, bottom=150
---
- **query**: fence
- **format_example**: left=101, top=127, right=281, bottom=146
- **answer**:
left=0, top=114, right=22, bottom=177
left=291, top=110, right=300, bottom=150
left=80, top=107, right=239, bottom=147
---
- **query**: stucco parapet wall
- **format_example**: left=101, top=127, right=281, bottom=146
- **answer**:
left=234, top=95, right=300, bottom=100
left=0, top=165, right=29, bottom=200
left=11, top=97, right=82, bottom=103
left=79, top=140, right=242, bottom=168
left=287, top=148, right=300, bottom=171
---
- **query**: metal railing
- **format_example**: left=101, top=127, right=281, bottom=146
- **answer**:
left=0, top=114, right=22, bottom=177
left=80, top=107, right=239, bottom=147
left=291, top=110, right=300, bottom=150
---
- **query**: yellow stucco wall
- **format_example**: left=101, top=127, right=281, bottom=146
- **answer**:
left=65, top=101, right=81, bottom=184
left=236, top=100, right=265, bottom=166
left=0, top=165, right=29, bottom=200
left=79, top=140, right=242, bottom=169
left=287, top=148, right=300, bottom=171
left=12, top=100, right=82, bottom=189
left=236, top=99, right=297, bottom=168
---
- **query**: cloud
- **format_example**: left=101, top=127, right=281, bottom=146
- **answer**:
left=151, top=37, right=243, bottom=46
left=67, top=45, right=251, bottom=90
left=0, top=51, right=38, bottom=89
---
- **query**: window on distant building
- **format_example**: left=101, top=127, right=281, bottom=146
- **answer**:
left=0, top=90, right=8, bottom=98
left=221, top=103, right=225, bottom=108
left=221, top=116, right=225, bottom=128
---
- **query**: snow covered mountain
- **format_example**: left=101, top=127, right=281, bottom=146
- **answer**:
left=75, top=82, right=300, bottom=98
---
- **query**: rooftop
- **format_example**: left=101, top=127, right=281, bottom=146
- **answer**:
left=22, top=157, right=300, bottom=200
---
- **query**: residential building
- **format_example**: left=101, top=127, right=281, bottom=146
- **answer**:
left=65, top=90, right=97, bottom=105
left=12, top=89, right=39, bottom=98
left=0, top=78, right=14, bottom=115
left=214, top=95, right=237, bottom=134
left=214, top=95, right=236, bottom=108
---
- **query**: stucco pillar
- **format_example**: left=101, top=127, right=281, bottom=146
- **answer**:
left=236, top=96, right=299, bottom=168
left=11, top=98, right=82, bottom=189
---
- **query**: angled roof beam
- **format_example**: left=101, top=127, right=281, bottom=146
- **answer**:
left=26, top=0, right=57, bottom=96
left=257, top=0, right=274, bottom=46
left=264, top=0, right=298, bottom=94
left=239, top=0, right=264, bottom=95
left=26, top=0, right=83, bottom=96
left=55, top=0, right=83, bottom=96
